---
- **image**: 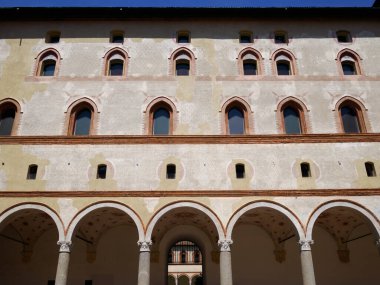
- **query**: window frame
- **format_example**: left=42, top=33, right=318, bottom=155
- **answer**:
left=336, top=49, right=362, bottom=76
left=170, top=47, right=196, bottom=76
left=103, top=48, right=129, bottom=77
left=271, top=49, right=297, bottom=76
left=273, top=31, right=289, bottom=44
left=237, top=48, right=263, bottom=77
left=145, top=97, right=177, bottom=135
left=239, top=31, right=253, bottom=44
left=277, top=97, right=309, bottom=134
left=0, top=98, right=21, bottom=136
left=221, top=97, right=252, bottom=135
left=27, top=164, right=38, bottom=180
left=110, top=30, right=125, bottom=44
left=66, top=99, right=98, bottom=136
left=336, top=99, right=367, bottom=134
left=365, top=162, right=377, bottom=177
left=45, top=31, right=61, bottom=44
left=176, top=31, right=191, bottom=44
left=35, top=48, right=61, bottom=77
left=336, top=30, right=353, bottom=44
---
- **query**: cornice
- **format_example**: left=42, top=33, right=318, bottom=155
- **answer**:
left=1, top=189, right=380, bottom=197
left=0, top=134, right=380, bottom=145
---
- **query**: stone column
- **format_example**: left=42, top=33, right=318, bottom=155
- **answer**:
left=55, top=241, right=72, bottom=285
left=218, top=239, right=233, bottom=285
left=299, top=240, right=316, bottom=285
left=138, top=240, right=152, bottom=285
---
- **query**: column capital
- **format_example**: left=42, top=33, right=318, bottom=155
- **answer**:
left=138, top=240, right=152, bottom=252
left=299, top=239, right=314, bottom=251
left=57, top=241, right=72, bottom=253
left=218, top=239, right=233, bottom=252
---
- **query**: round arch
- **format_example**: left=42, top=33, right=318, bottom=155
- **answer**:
left=276, top=96, right=310, bottom=134
left=146, top=201, right=225, bottom=241
left=66, top=201, right=145, bottom=242
left=0, top=203, right=65, bottom=241
left=306, top=200, right=380, bottom=241
left=226, top=201, right=305, bottom=240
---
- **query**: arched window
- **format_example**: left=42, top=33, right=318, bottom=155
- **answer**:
left=228, top=107, right=245, bottom=135
left=146, top=99, right=176, bottom=135
left=337, top=50, right=362, bottom=76
left=67, top=101, right=96, bottom=136
left=272, top=49, right=296, bottom=76
left=104, top=48, right=128, bottom=76
left=170, top=48, right=195, bottom=76
left=238, top=48, right=262, bottom=76
left=0, top=103, right=16, bottom=136
left=340, top=106, right=360, bottom=133
left=278, top=98, right=308, bottom=134
left=283, top=106, right=301, bottom=134
left=36, top=49, right=60, bottom=77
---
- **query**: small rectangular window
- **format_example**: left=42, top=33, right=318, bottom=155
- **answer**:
left=177, top=31, right=190, bottom=43
left=239, top=32, right=253, bottom=44
left=365, top=162, right=376, bottom=177
left=47, top=280, right=55, bottom=285
left=85, top=281, right=93, bottom=285
left=336, top=31, right=352, bottom=43
left=97, top=164, right=107, bottom=179
left=27, top=164, right=38, bottom=180
left=274, top=32, right=288, bottom=44
left=46, top=31, right=61, bottom=44
left=301, top=163, right=311, bottom=178
left=167, top=164, right=176, bottom=179
left=111, top=31, right=124, bottom=44
left=236, top=164, right=245, bottom=179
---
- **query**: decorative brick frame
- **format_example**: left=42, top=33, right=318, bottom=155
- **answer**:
left=169, top=47, right=196, bottom=76
left=333, top=96, right=370, bottom=133
left=144, top=97, right=178, bottom=135
left=237, top=47, right=263, bottom=76
left=0, top=98, right=22, bottom=136
left=336, top=48, right=363, bottom=76
left=220, top=96, right=253, bottom=135
left=64, top=97, right=99, bottom=136
left=276, top=96, right=310, bottom=134
left=103, top=47, right=129, bottom=77
left=270, top=48, right=297, bottom=76
left=34, top=48, right=61, bottom=77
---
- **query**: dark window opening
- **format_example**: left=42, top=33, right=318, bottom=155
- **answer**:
left=46, top=32, right=60, bottom=43
left=341, top=61, right=357, bottom=75
left=365, top=162, right=376, bottom=177
left=168, top=252, right=173, bottom=263
left=97, top=164, right=107, bottom=179
left=109, top=59, right=124, bottom=76
left=336, top=31, right=352, bottom=43
left=274, top=33, right=287, bottom=44
left=27, top=164, right=38, bottom=180
left=181, top=250, right=186, bottom=263
left=176, top=60, right=190, bottom=76
left=277, top=61, right=291, bottom=76
left=301, top=163, right=311, bottom=177
left=240, top=33, right=252, bottom=43
left=167, top=164, right=176, bottom=179
left=41, top=60, right=56, bottom=76
left=228, top=107, right=245, bottom=135
left=236, top=164, right=245, bottom=179
left=243, top=59, right=257, bottom=75
left=111, top=33, right=124, bottom=43
left=284, top=106, right=301, bottom=134
left=177, top=32, right=190, bottom=43
left=153, top=108, right=170, bottom=135
left=194, top=250, right=201, bottom=263
left=85, top=281, right=93, bottom=285
left=74, top=108, right=92, bottom=136
left=341, top=106, right=360, bottom=133
left=47, top=280, right=55, bottom=285
left=0, top=107, right=15, bottom=136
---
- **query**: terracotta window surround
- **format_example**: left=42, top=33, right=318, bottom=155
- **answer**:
left=335, top=97, right=368, bottom=134
left=221, top=97, right=253, bottom=135
left=103, top=47, right=129, bottom=77
left=145, top=97, right=178, bottom=135
left=271, top=49, right=297, bottom=76
left=277, top=97, right=309, bottom=134
left=336, top=49, right=362, bottom=76
left=65, top=98, right=99, bottom=136
left=35, top=48, right=61, bottom=77
left=0, top=98, right=22, bottom=136
left=169, top=47, right=196, bottom=76
left=237, top=48, right=263, bottom=76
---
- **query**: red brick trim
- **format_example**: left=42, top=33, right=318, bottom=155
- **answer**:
left=103, top=47, right=129, bottom=77
left=144, top=97, right=178, bottom=135
left=34, top=48, right=61, bottom=77
left=220, top=96, right=253, bottom=135
left=336, top=48, right=363, bottom=76
left=169, top=47, right=196, bottom=76
left=237, top=47, right=264, bottom=77
left=276, top=96, right=310, bottom=134
left=0, top=98, right=22, bottom=136
left=270, top=48, right=297, bottom=76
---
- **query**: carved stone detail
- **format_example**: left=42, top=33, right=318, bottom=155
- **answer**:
left=218, top=239, right=233, bottom=252
left=138, top=240, right=152, bottom=252
left=299, top=239, right=314, bottom=251
left=58, top=241, right=72, bottom=253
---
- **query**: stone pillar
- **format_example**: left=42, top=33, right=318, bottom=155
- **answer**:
left=218, top=239, right=233, bottom=285
left=299, top=240, right=316, bottom=285
left=55, top=241, right=72, bottom=285
left=138, top=240, right=152, bottom=285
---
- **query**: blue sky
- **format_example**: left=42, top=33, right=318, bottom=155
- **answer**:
left=0, top=0, right=375, bottom=7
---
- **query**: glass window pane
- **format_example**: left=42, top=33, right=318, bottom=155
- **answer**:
left=277, top=62, right=291, bottom=75
left=42, top=61, right=56, bottom=76
left=176, top=61, right=190, bottom=76
left=0, top=108, right=15, bottom=136
left=243, top=60, right=257, bottom=75
left=153, top=108, right=170, bottom=135
left=284, top=107, right=301, bottom=134
left=74, top=108, right=91, bottom=135
left=341, top=106, right=360, bottom=133
left=342, top=62, right=356, bottom=75
left=109, top=61, right=124, bottom=76
left=228, top=108, right=245, bottom=134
